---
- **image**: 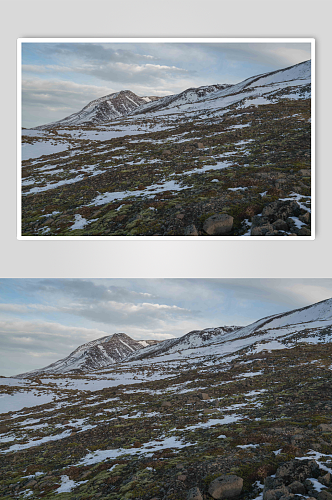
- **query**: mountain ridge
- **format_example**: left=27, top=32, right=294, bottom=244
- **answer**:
left=15, top=295, right=332, bottom=378
left=16, top=333, right=160, bottom=377
left=37, top=90, right=161, bottom=128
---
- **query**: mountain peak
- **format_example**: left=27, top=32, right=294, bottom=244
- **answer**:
left=37, top=90, right=161, bottom=128
left=17, top=333, right=159, bottom=377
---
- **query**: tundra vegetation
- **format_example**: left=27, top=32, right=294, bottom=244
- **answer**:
left=0, top=338, right=331, bottom=499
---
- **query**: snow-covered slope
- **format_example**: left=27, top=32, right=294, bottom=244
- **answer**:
left=219, top=296, right=332, bottom=342
left=124, top=326, right=240, bottom=361
left=132, top=84, right=232, bottom=115
left=124, top=297, right=332, bottom=364
left=34, top=60, right=310, bottom=132
left=38, top=91, right=161, bottom=128
left=133, top=60, right=311, bottom=117
left=17, top=295, right=330, bottom=378
left=18, top=333, right=153, bottom=376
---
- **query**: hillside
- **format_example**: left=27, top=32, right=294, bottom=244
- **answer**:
left=38, top=91, right=161, bottom=128
left=17, top=333, right=160, bottom=376
left=21, top=60, right=312, bottom=237
left=0, top=297, right=332, bottom=500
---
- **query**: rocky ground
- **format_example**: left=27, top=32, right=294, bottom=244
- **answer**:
left=0, top=340, right=331, bottom=499
left=21, top=91, right=311, bottom=237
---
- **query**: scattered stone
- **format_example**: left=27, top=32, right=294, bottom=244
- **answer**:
left=198, top=393, right=210, bottom=400
left=299, top=212, right=310, bottom=224
left=161, top=401, right=172, bottom=408
left=184, top=224, right=199, bottom=236
left=187, top=486, right=203, bottom=500
left=298, top=227, right=311, bottom=236
left=318, top=423, right=332, bottom=432
left=25, top=480, right=37, bottom=488
left=273, top=219, right=289, bottom=231
left=288, top=481, right=306, bottom=494
left=299, top=169, right=311, bottom=176
left=318, top=492, right=332, bottom=500
left=203, top=214, right=233, bottom=235
left=319, top=473, right=331, bottom=486
left=251, top=223, right=274, bottom=236
left=177, top=474, right=187, bottom=481
left=208, top=475, right=243, bottom=499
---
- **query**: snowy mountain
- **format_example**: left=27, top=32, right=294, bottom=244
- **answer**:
left=38, top=90, right=161, bottom=128
left=17, top=296, right=332, bottom=377
left=132, top=84, right=232, bottom=115
left=125, top=297, right=332, bottom=363
left=36, top=60, right=310, bottom=130
left=132, top=60, right=311, bottom=116
left=125, top=325, right=240, bottom=361
left=18, top=333, right=159, bottom=376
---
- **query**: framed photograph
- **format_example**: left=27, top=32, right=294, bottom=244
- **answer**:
left=1, top=278, right=331, bottom=498
left=18, top=38, right=314, bottom=239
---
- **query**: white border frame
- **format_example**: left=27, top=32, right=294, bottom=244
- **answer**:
left=17, top=37, right=315, bottom=241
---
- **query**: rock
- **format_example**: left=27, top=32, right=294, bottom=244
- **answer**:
left=288, top=481, right=306, bottom=494
left=178, top=474, right=187, bottom=481
left=187, top=486, right=203, bottom=500
left=319, top=473, right=331, bottom=486
left=263, top=485, right=290, bottom=500
left=208, top=475, right=243, bottom=499
left=0, top=426, right=9, bottom=434
left=298, top=227, right=311, bottom=236
left=299, top=212, right=310, bottom=224
left=275, top=459, right=320, bottom=484
left=273, top=219, right=289, bottom=231
left=262, top=200, right=301, bottom=221
left=176, top=214, right=185, bottom=220
left=251, top=223, right=274, bottom=236
left=161, top=401, right=172, bottom=408
left=299, top=169, right=311, bottom=176
left=198, top=393, right=210, bottom=400
left=203, top=214, right=233, bottom=235
left=184, top=224, right=199, bottom=236
left=26, top=480, right=37, bottom=488
left=317, top=424, right=332, bottom=432
left=318, top=492, right=332, bottom=500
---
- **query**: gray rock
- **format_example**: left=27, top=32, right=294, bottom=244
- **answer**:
left=184, top=224, right=199, bottom=236
left=319, top=473, right=331, bottom=486
left=251, top=223, right=274, bottom=236
left=262, top=200, right=301, bottom=221
left=298, top=227, right=311, bottom=236
left=273, top=219, right=289, bottom=231
left=299, top=212, right=310, bottom=224
left=275, top=459, right=320, bottom=484
left=318, top=491, right=332, bottom=500
left=203, top=214, right=233, bottom=235
left=208, top=475, right=243, bottom=499
left=263, top=486, right=289, bottom=500
left=187, top=486, right=203, bottom=500
left=317, top=424, right=332, bottom=432
left=198, top=392, right=210, bottom=400
left=288, top=481, right=306, bottom=494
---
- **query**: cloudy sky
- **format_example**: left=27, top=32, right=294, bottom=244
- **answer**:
left=21, top=41, right=311, bottom=128
left=0, top=278, right=331, bottom=376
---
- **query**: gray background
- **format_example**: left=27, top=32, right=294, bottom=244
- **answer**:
left=1, top=0, right=330, bottom=278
